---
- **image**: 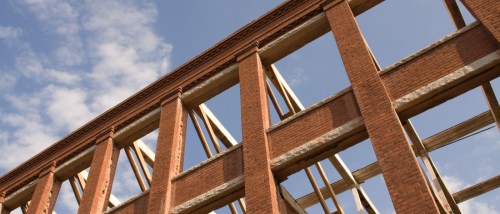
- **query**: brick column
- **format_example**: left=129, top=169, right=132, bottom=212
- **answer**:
left=27, top=162, right=61, bottom=214
left=147, top=89, right=187, bottom=214
left=238, top=45, right=283, bottom=214
left=323, top=1, right=439, bottom=213
left=0, top=192, right=8, bottom=214
left=78, top=129, right=120, bottom=214
left=460, top=0, right=500, bottom=42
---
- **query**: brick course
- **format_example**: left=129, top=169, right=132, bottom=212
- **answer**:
left=172, top=147, right=243, bottom=206
left=108, top=193, right=149, bottom=214
left=382, top=24, right=498, bottom=101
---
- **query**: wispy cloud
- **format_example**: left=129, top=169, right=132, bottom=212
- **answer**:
left=0, top=0, right=171, bottom=163
left=0, top=26, right=23, bottom=40
left=0, top=1, right=171, bottom=211
left=460, top=200, right=500, bottom=214
left=82, top=0, right=171, bottom=111
left=288, top=67, right=307, bottom=87
left=0, top=73, right=16, bottom=89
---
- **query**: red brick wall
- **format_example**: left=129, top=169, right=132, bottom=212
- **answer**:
left=461, top=0, right=500, bottom=42
left=172, top=147, right=243, bottom=206
left=382, top=24, right=498, bottom=100
left=107, top=193, right=149, bottom=214
left=268, top=90, right=360, bottom=159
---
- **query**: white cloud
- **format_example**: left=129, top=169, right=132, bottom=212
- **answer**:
left=0, top=1, right=171, bottom=211
left=44, top=85, right=94, bottom=131
left=17, top=0, right=84, bottom=68
left=0, top=73, right=16, bottom=89
left=0, top=118, right=57, bottom=169
left=54, top=46, right=84, bottom=67
left=1, top=0, right=170, bottom=176
left=442, top=175, right=466, bottom=192
left=46, top=69, right=81, bottom=85
left=288, top=67, right=307, bottom=87
left=460, top=200, right=500, bottom=214
left=478, top=129, right=500, bottom=150
left=15, top=47, right=44, bottom=76
left=17, top=0, right=80, bottom=36
left=0, top=26, right=23, bottom=40
left=92, top=87, right=136, bottom=111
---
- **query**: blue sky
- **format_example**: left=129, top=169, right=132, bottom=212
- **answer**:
left=0, top=0, right=499, bottom=213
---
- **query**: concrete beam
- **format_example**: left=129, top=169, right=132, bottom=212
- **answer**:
left=172, top=176, right=244, bottom=214
left=181, top=64, right=239, bottom=106
left=113, top=108, right=161, bottom=147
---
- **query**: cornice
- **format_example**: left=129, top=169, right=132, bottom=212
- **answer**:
left=38, top=162, right=56, bottom=178
left=160, top=87, right=183, bottom=106
left=235, top=43, right=260, bottom=62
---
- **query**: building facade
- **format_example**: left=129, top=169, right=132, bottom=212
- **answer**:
left=1, top=0, right=499, bottom=213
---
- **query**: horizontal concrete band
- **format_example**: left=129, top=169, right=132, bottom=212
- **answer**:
left=172, top=176, right=244, bottom=214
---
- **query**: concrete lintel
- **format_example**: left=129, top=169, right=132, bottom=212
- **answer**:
left=113, top=107, right=161, bottom=145
left=271, top=118, right=364, bottom=169
left=3, top=180, right=37, bottom=209
left=181, top=64, right=239, bottom=106
left=259, top=13, right=328, bottom=61
left=172, top=176, right=244, bottom=214
left=3, top=146, right=95, bottom=209
left=55, top=146, right=95, bottom=180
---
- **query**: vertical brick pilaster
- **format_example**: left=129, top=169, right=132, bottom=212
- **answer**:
left=27, top=162, right=61, bottom=214
left=0, top=192, right=8, bottom=214
left=78, top=129, right=120, bottom=214
left=460, top=0, right=500, bottom=42
left=238, top=45, right=282, bottom=214
left=147, top=89, right=187, bottom=214
left=323, top=1, right=439, bottom=213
